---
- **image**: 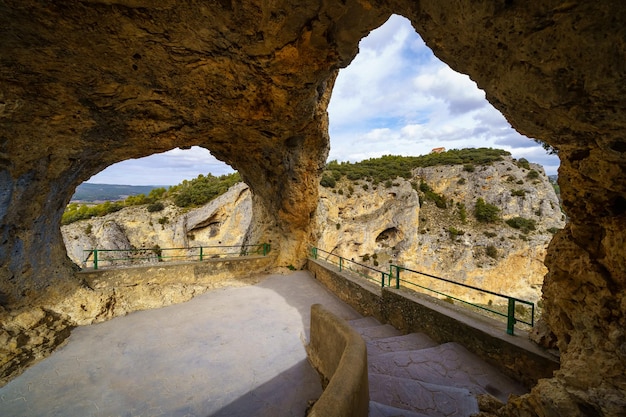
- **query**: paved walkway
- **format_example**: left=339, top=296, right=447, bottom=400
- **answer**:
left=0, top=272, right=361, bottom=417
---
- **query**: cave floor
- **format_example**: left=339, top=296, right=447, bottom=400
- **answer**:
left=0, top=271, right=361, bottom=417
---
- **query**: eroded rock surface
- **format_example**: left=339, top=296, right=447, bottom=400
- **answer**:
left=316, top=158, right=563, bottom=305
left=62, top=182, right=252, bottom=266
left=63, top=156, right=561, bottom=306
left=1, top=1, right=626, bottom=415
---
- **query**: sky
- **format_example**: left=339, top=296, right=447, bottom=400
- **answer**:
left=88, top=15, right=559, bottom=186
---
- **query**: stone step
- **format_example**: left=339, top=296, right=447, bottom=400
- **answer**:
left=349, top=316, right=384, bottom=329
left=369, top=373, right=479, bottom=417
left=366, top=333, right=439, bottom=356
left=352, top=323, right=402, bottom=341
left=368, top=342, right=527, bottom=403
left=369, top=400, right=432, bottom=417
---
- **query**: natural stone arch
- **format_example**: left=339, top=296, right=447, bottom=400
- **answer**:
left=1, top=1, right=625, bottom=416
left=0, top=0, right=389, bottom=304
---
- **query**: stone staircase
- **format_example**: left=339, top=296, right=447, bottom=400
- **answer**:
left=347, top=317, right=528, bottom=417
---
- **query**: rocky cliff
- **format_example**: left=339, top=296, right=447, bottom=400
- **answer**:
left=318, top=156, right=564, bottom=306
left=63, top=182, right=252, bottom=267
left=63, top=155, right=564, bottom=308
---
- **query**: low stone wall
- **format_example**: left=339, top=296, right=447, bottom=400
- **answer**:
left=306, top=259, right=384, bottom=321
left=1, top=255, right=277, bottom=388
left=307, top=304, right=369, bottom=417
left=80, top=255, right=276, bottom=289
left=307, top=258, right=559, bottom=388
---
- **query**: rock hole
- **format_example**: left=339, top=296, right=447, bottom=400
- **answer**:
left=567, top=148, right=590, bottom=162
left=285, top=135, right=303, bottom=148
left=376, top=227, right=398, bottom=242
left=485, top=383, right=503, bottom=398
left=610, top=195, right=626, bottom=216
left=609, top=140, right=626, bottom=153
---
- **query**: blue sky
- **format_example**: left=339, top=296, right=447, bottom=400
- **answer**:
left=89, top=15, right=559, bottom=186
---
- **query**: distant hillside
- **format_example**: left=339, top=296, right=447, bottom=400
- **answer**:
left=72, top=183, right=163, bottom=202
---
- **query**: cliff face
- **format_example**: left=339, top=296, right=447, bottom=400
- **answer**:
left=315, top=157, right=564, bottom=305
left=62, top=156, right=563, bottom=308
left=63, top=183, right=252, bottom=267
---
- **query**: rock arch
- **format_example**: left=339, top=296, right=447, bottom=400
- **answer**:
left=1, top=1, right=625, bottom=415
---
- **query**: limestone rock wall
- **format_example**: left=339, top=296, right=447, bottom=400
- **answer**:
left=0, top=0, right=390, bottom=305
left=316, top=180, right=421, bottom=266
left=315, top=157, right=564, bottom=305
left=1, top=1, right=626, bottom=415
left=0, top=307, right=74, bottom=389
left=62, top=182, right=252, bottom=266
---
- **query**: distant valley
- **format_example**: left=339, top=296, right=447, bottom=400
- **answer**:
left=72, top=183, right=165, bottom=202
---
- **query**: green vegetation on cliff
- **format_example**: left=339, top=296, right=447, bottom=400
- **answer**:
left=322, top=148, right=510, bottom=184
left=418, top=181, right=447, bottom=209
left=474, top=198, right=501, bottom=223
left=169, top=172, right=241, bottom=207
left=62, top=172, right=241, bottom=225
left=505, top=216, right=537, bottom=234
left=62, top=188, right=167, bottom=224
left=62, top=201, right=125, bottom=225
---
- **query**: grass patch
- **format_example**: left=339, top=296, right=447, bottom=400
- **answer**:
left=474, top=198, right=500, bottom=223
left=505, top=217, right=536, bottom=234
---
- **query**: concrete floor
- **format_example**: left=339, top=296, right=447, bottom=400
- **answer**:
left=0, top=272, right=361, bottom=417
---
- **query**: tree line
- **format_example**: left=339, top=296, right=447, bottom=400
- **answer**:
left=62, top=172, right=241, bottom=225
left=320, top=148, right=510, bottom=186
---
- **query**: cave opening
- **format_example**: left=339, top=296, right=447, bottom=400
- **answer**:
left=86, top=146, right=235, bottom=187
left=324, top=13, right=564, bottom=345
left=61, top=146, right=245, bottom=269
left=327, top=14, right=560, bottom=174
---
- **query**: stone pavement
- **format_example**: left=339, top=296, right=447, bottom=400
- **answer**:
left=0, top=271, right=361, bottom=417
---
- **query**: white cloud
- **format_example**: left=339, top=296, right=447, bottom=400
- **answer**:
left=88, top=147, right=234, bottom=186
left=412, top=66, right=487, bottom=115
left=327, top=14, right=560, bottom=175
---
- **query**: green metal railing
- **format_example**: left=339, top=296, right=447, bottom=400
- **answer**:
left=309, top=246, right=534, bottom=335
left=310, top=247, right=392, bottom=288
left=84, top=243, right=270, bottom=270
left=389, top=265, right=534, bottom=336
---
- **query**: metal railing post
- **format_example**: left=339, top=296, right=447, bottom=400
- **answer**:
left=396, top=266, right=400, bottom=289
left=199, top=246, right=203, bottom=261
left=381, top=272, right=385, bottom=288
left=312, top=247, right=318, bottom=260
left=507, top=298, right=516, bottom=335
left=93, top=249, right=98, bottom=270
left=339, top=256, right=343, bottom=272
